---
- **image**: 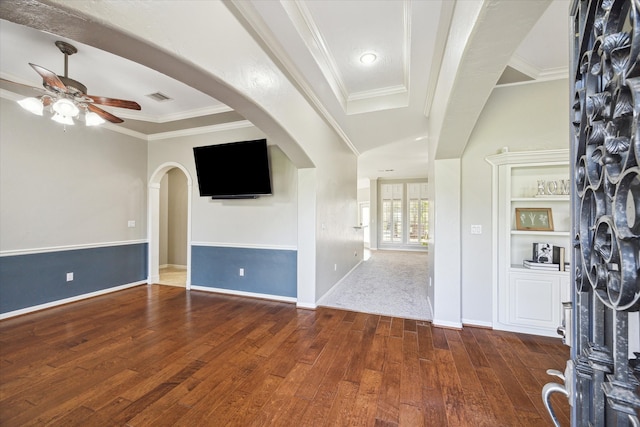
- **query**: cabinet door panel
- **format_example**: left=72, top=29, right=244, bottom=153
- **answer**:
left=509, top=273, right=560, bottom=329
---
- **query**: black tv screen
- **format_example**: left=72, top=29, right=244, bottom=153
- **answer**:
left=193, top=139, right=272, bottom=199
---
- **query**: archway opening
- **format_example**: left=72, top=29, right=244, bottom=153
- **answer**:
left=158, top=168, right=189, bottom=287
left=148, top=162, right=193, bottom=290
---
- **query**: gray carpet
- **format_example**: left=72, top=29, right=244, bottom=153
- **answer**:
left=318, top=250, right=432, bottom=321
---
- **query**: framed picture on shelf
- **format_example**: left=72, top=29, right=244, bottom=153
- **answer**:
left=533, top=242, right=553, bottom=263
left=515, top=207, right=554, bottom=231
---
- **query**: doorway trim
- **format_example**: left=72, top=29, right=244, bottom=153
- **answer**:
left=148, top=162, right=193, bottom=290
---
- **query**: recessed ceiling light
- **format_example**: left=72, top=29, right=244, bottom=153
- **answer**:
left=360, top=52, right=377, bottom=65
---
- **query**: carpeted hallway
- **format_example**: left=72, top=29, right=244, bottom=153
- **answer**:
left=318, top=250, right=431, bottom=321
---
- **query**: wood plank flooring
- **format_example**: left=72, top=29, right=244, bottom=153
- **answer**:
left=0, top=285, right=570, bottom=426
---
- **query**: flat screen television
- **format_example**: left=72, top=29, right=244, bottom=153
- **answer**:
left=193, top=138, right=272, bottom=199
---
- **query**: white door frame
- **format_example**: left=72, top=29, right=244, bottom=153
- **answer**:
left=148, top=162, right=193, bottom=289
left=359, top=202, right=370, bottom=248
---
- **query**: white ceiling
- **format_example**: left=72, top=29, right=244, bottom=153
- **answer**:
left=0, top=0, right=569, bottom=182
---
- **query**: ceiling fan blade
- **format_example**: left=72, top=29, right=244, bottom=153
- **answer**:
left=0, top=78, right=46, bottom=92
left=29, top=63, right=67, bottom=92
left=86, top=103, right=124, bottom=124
left=87, top=95, right=141, bottom=110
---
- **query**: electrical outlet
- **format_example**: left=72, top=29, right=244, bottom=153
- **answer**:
left=128, top=220, right=136, bottom=228
left=66, top=272, right=74, bottom=282
left=334, top=264, right=337, bottom=271
left=470, top=224, right=482, bottom=235
left=239, top=268, right=244, bottom=277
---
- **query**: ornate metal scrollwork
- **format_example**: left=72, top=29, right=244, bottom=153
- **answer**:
left=545, top=0, right=640, bottom=425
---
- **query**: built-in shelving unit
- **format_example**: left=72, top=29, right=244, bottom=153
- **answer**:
left=486, top=149, right=571, bottom=337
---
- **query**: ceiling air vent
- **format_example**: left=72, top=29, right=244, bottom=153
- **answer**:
left=146, top=92, right=173, bottom=102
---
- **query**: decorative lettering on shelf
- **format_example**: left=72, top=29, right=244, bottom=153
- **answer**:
left=536, top=180, right=570, bottom=196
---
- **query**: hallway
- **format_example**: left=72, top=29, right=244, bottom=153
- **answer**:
left=318, top=250, right=431, bottom=321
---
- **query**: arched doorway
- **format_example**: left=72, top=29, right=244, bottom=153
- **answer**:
left=148, top=162, right=193, bottom=289
left=158, top=168, right=188, bottom=287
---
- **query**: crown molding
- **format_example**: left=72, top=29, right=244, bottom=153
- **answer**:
left=227, top=0, right=359, bottom=155
left=286, top=0, right=411, bottom=115
left=115, top=104, right=234, bottom=123
left=146, top=120, right=254, bottom=141
left=509, top=54, right=569, bottom=82
left=284, top=0, right=350, bottom=105
left=485, top=148, right=569, bottom=166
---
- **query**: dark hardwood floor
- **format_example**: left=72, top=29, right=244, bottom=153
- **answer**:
left=0, top=285, right=570, bottom=426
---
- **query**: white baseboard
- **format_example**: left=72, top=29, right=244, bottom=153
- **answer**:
left=160, top=264, right=187, bottom=270
left=462, top=319, right=493, bottom=328
left=296, top=302, right=317, bottom=310
left=190, top=285, right=297, bottom=304
left=316, top=259, right=364, bottom=305
left=493, top=322, right=562, bottom=338
left=0, top=281, right=146, bottom=320
left=432, top=319, right=463, bottom=330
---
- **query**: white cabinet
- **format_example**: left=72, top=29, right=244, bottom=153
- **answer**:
left=508, top=271, right=562, bottom=330
left=487, top=149, right=571, bottom=337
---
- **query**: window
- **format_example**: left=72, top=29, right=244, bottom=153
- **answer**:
left=379, top=181, right=428, bottom=248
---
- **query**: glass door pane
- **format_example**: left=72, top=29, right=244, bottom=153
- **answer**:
left=407, top=183, right=428, bottom=245
left=381, top=184, right=403, bottom=243
left=379, top=181, right=427, bottom=248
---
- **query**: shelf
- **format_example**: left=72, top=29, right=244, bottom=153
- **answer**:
left=511, top=196, right=569, bottom=202
left=488, top=149, right=571, bottom=337
left=510, top=265, right=570, bottom=275
left=511, top=230, right=570, bottom=236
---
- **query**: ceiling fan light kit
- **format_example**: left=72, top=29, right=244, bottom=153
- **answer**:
left=85, top=111, right=106, bottom=126
left=51, top=97, right=79, bottom=117
left=12, top=40, right=141, bottom=128
left=51, top=112, right=74, bottom=126
left=17, top=97, right=44, bottom=116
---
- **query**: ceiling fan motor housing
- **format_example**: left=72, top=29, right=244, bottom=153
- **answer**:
left=57, top=75, right=87, bottom=96
left=52, top=41, right=88, bottom=96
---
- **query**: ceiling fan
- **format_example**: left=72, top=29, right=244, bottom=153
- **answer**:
left=1, top=40, right=141, bottom=126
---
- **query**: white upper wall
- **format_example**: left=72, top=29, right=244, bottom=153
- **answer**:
left=148, top=127, right=298, bottom=249
left=460, top=78, right=570, bottom=325
left=0, top=97, right=148, bottom=252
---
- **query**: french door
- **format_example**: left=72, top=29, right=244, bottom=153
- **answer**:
left=379, top=180, right=428, bottom=250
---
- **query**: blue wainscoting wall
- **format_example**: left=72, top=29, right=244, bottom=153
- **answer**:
left=0, top=243, right=147, bottom=314
left=191, top=245, right=297, bottom=298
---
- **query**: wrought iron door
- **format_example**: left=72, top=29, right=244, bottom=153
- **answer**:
left=544, top=0, right=640, bottom=425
